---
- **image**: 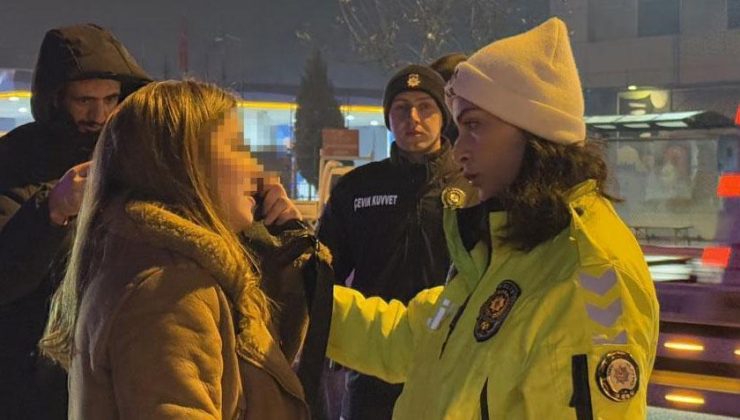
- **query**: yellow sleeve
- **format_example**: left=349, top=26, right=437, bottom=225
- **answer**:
left=108, top=268, right=230, bottom=420
left=511, top=265, right=656, bottom=419
left=326, top=285, right=442, bottom=384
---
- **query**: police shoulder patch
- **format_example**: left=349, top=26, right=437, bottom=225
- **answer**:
left=596, top=351, right=640, bottom=402
left=473, top=280, right=520, bottom=342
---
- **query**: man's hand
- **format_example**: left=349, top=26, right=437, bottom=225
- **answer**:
left=258, top=180, right=302, bottom=226
left=48, top=161, right=91, bottom=226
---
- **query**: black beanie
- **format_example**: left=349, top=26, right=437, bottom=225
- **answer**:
left=429, top=53, right=467, bottom=144
left=383, top=64, right=450, bottom=131
left=430, top=52, right=468, bottom=82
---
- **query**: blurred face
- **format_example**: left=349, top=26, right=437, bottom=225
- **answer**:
left=210, top=110, right=264, bottom=231
left=388, top=91, right=443, bottom=161
left=61, top=79, right=121, bottom=133
left=452, top=97, right=527, bottom=201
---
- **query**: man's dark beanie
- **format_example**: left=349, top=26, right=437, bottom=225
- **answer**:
left=383, top=64, right=450, bottom=130
left=430, top=52, right=468, bottom=82
left=430, top=53, right=467, bottom=144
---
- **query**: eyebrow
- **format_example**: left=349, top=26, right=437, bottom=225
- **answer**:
left=456, top=108, right=479, bottom=121
left=392, top=97, right=436, bottom=106
left=74, top=92, right=121, bottom=100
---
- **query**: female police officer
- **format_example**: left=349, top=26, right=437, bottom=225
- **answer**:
left=325, top=17, right=658, bottom=419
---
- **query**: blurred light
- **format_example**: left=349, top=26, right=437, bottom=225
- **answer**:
left=735, top=348, right=740, bottom=356
left=240, top=100, right=295, bottom=110
left=236, top=100, right=382, bottom=114
left=656, top=121, right=688, bottom=128
left=370, top=120, right=379, bottom=126
left=18, top=107, right=28, bottom=113
left=628, top=85, right=638, bottom=91
left=8, top=96, right=19, bottom=102
left=702, top=246, right=732, bottom=268
left=664, top=341, right=704, bottom=352
left=665, top=393, right=705, bottom=405
left=346, top=115, right=355, bottom=121
left=0, top=91, right=31, bottom=100
left=717, top=173, right=740, bottom=197
left=340, top=104, right=383, bottom=113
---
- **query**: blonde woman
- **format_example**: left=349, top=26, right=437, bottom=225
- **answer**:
left=41, top=80, right=309, bottom=419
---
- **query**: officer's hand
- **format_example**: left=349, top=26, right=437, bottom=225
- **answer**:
left=259, top=179, right=302, bottom=226
left=48, top=161, right=91, bottom=226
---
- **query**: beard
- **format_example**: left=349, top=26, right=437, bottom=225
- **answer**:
left=48, top=112, right=100, bottom=157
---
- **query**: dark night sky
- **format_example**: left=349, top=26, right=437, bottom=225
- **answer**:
left=0, top=0, right=389, bottom=91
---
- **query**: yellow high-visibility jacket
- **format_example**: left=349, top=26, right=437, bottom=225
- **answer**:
left=327, top=180, right=659, bottom=419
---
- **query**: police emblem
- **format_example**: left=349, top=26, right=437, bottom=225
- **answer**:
left=596, top=351, right=640, bottom=402
left=441, top=187, right=466, bottom=209
left=407, top=73, right=422, bottom=88
left=473, top=280, right=521, bottom=342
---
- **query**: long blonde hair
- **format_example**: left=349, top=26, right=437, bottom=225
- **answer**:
left=40, top=80, right=270, bottom=368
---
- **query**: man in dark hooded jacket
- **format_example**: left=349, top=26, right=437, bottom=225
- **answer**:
left=0, top=24, right=150, bottom=419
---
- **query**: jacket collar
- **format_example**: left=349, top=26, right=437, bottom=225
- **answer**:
left=444, top=180, right=601, bottom=293
left=103, top=199, right=260, bottom=321
left=389, top=137, right=461, bottom=179
left=102, top=199, right=306, bottom=399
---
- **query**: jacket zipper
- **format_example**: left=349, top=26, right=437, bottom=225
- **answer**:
left=569, top=354, right=594, bottom=420
left=438, top=294, right=471, bottom=358
left=480, top=379, right=490, bottom=420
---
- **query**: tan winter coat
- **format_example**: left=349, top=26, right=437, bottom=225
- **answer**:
left=69, top=199, right=310, bottom=419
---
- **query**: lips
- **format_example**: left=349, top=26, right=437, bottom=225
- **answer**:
left=79, top=124, right=103, bottom=133
left=463, top=172, right=478, bottom=183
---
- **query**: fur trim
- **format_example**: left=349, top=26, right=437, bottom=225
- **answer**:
left=121, top=201, right=270, bottom=359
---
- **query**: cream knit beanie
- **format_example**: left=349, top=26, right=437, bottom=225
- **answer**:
left=445, top=18, right=585, bottom=144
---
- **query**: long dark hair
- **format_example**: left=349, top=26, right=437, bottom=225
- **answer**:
left=497, top=134, right=616, bottom=251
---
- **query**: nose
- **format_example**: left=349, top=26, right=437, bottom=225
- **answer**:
left=408, top=106, right=421, bottom=123
left=453, top=134, right=469, bottom=165
left=87, top=101, right=108, bottom=124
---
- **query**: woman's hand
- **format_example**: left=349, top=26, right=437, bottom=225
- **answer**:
left=259, top=180, right=302, bottom=226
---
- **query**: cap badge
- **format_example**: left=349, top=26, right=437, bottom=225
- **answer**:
left=441, top=187, right=466, bottom=209
left=407, top=73, right=421, bottom=88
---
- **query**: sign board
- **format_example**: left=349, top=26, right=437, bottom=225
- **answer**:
left=321, top=128, right=359, bottom=157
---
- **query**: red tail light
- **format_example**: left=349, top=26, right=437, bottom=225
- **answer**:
left=701, top=246, right=732, bottom=268
left=717, top=173, right=740, bottom=198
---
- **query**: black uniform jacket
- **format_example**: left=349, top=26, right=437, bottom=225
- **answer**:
left=318, top=139, right=476, bottom=303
